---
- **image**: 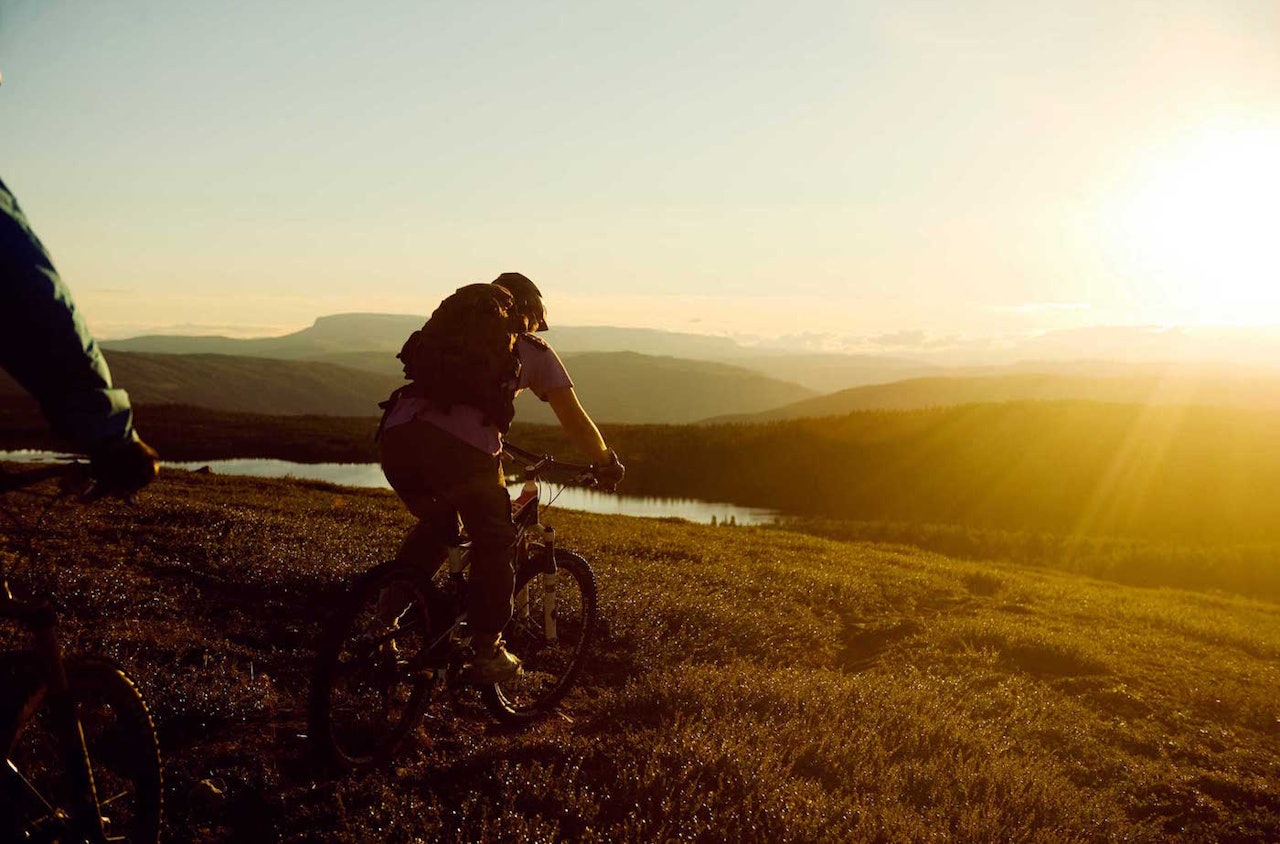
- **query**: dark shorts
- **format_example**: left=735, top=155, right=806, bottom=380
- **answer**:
left=379, top=417, right=517, bottom=637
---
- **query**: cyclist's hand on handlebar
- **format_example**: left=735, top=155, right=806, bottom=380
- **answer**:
left=89, top=432, right=160, bottom=499
left=593, top=449, right=624, bottom=492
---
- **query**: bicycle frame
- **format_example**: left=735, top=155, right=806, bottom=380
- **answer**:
left=414, top=487, right=559, bottom=663
left=512, top=485, right=561, bottom=641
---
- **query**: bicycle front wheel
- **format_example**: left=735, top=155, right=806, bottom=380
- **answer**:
left=3, top=656, right=163, bottom=844
left=481, top=549, right=597, bottom=724
left=309, top=560, right=440, bottom=769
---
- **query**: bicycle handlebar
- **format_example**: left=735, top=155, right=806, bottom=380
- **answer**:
left=502, top=443, right=605, bottom=489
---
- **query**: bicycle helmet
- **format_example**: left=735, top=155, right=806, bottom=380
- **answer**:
left=492, top=272, right=548, bottom=332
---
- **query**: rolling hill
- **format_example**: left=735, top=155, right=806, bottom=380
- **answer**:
left=703, top=370, right=1280, bottom=423
left=0, top=349, right=815, bottom=424
left=0, top=352, right=402, bottom=417
left=513, top=352, right=816, bottom=425
left=713, top=351, right=943, bottom=393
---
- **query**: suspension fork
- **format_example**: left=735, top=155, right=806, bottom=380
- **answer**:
left=514, top=521, right=559, bottom=641
left=536, top=525, right=559, bottom=642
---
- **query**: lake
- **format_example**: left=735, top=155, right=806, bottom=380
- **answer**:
left=0, top=450, right=779, bottom=526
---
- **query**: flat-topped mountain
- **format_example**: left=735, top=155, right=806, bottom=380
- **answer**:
left=103, top=314, right=422, bottom=358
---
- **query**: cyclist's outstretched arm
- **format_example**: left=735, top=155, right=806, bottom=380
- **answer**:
left=544, top=386, right=623, bottom=489
left=544, top=386, right=609, bottom=463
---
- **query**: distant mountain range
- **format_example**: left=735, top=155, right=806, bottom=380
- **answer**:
left=105, top=315, right=747, bottom=360
left=103, top=314, right=939, bottom=393
left=42, top=314, right=1276, bottom=425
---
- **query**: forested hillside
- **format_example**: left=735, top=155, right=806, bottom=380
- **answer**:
left=7, top=398, right=1278, bottom=548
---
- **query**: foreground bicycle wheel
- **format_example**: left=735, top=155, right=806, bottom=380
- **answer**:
left=309, top=560, right=439, bottom=769
left=481, top=549, right=597, bottom=724
left=3, top=656, right=162, bottom=843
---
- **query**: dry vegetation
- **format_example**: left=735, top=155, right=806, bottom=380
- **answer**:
left=2, top=467, right=1277, bottom=842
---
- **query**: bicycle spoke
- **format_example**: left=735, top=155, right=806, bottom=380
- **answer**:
left=310, top=561, right=440, bottom=768
left=482, top=550, right=597, bottom=723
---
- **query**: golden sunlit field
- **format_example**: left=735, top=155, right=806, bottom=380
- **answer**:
left=2, top=468, right=1276, bottom=842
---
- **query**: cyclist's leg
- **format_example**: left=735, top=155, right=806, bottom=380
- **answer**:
left=379, top=417, right=519, bottom=666
left=452, top=478, right=518, bottom=643
left=455, top=478, right=521, bottom=681
left=379, top=423, right=459, bottom=622
left=394, top=495, right=457, bottom=571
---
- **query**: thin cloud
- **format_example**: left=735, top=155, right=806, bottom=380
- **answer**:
left=992, top=302, right=1093, bottom=314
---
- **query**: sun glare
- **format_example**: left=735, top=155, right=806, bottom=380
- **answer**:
left=1114, top=125, right=1280, bottom=325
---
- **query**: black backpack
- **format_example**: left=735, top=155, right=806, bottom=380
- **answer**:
left=386, top=283, right=523, bottom=433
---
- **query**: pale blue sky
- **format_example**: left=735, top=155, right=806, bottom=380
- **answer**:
left=3, top=1, right=1279, bottom=350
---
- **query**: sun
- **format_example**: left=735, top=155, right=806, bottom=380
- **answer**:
left=1113, top=124, right=1280, bottom=325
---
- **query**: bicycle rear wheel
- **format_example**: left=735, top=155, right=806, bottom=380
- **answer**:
left=3, top=656, right=162, bottom=843
left=481, top=549, right=597, bottom=724
left=309, top=560, right=440, bottom=768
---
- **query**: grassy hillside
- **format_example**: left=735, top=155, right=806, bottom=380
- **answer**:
left=705, top=370, right=1280, bottom=423
left=0, top=469, right=1275, bottom=841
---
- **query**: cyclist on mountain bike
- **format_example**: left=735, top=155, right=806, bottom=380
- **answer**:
left=379, top=272, right=623, bottom=682
left=0, top=174, right=159, bottom=495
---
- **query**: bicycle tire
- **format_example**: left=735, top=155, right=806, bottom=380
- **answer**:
left=3, top=655, right=163, bottom=844
left=481, top=549, right=597, bottom=724
left=308, top=560, right=440, bottom=769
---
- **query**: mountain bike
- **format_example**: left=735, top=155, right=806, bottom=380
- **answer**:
left=0, top=463, right=163, bottom=843
left=308, top=443, right=602, bottom=769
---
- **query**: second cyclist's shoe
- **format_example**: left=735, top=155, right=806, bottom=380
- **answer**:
left=468, top=637, right=522, bottom=684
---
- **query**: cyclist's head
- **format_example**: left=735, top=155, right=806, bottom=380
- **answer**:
left=492, top=272, right=547, bottom=332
